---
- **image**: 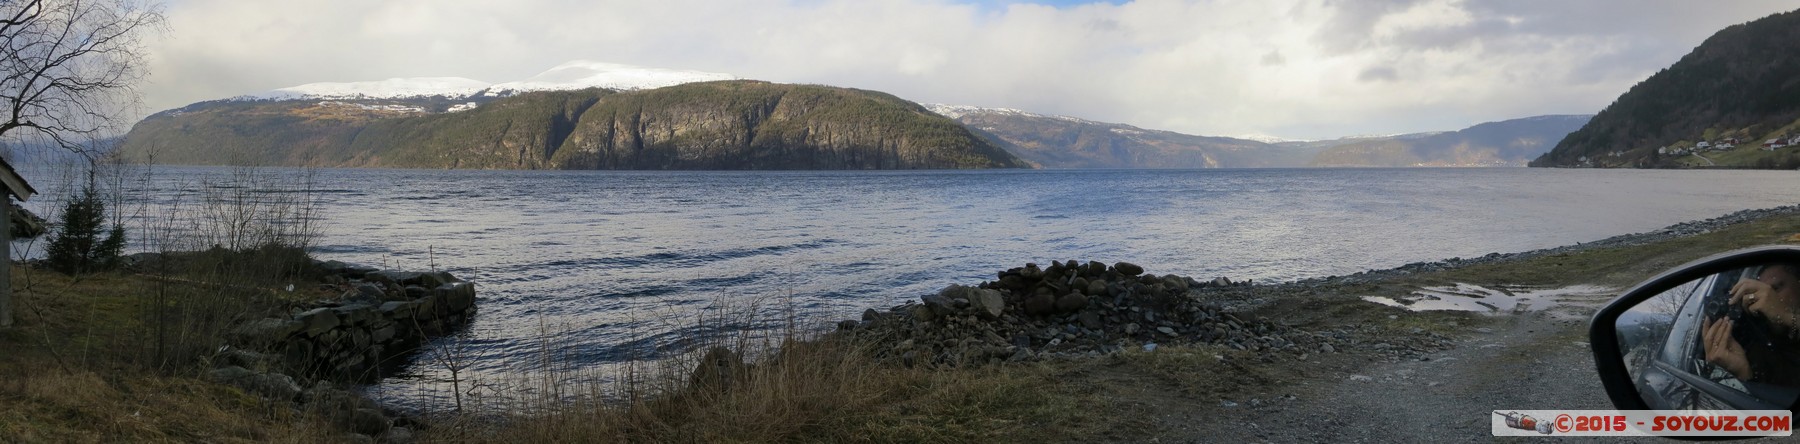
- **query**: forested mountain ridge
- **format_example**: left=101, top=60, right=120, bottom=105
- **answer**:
left=1533, top=9, right=1800, bottom=168
left=119, top=81, right=1026, bottom=170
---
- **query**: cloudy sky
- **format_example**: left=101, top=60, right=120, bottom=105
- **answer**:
left=144, top=0, right=1798, bottom=140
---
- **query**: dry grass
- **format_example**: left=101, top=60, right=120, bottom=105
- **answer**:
left=0, top=361, right=329, bottom=443
left=0, top=265, right=339, bottom=443
left=423, top=326, right=1100, bottom=443
left=1423, top=212, right=1800, bottom=288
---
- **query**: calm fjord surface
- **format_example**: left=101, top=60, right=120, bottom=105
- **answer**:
left=138, top=167, right=1798, bottom=405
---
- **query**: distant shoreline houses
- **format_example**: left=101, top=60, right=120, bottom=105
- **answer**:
left=1761, top=135, right=1800, bottom=150
left=1653, top=134, right=1800, bottom=156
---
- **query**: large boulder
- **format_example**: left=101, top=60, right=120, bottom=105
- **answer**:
left=1113, top=262, right=1145, bottom=276
left=414, top=296, right=440, bottom=320
left=1162, top=275, right=1190, bottom=293
left=229, top=318, right=302, bottom=347
left=921, top=293, right=957, bottom=317
left=436, top=282, right=476, bottom=312
left=365, top=270, right=416, bottom=285
left=378, top=300, right=417, bottom=319
left=208, top=366, right=302, bottom=401
left=371, top=325, right=396, bottom=344
left=967, top=289, right=1005, bottom=319
left=1077, top=312, right=1103, bottom=330
left=318, top=260, right=378, bottom=278
left=368, top=270, right=457, bottom=288
left=332, top=304, right=377, bottom=326
left=282, top=341, right=315, bottom=367
left=352, top=283, right=386, bottom=300
left=690, top=346, right=745, bottom=391
left=218, top=349, right=275, bottom=370
left=297, top=308, right=341, bottom=337
left=1024, top=293, right=1056, bottom=316
left=1085, top=261, right=1108, bottom=277
left=418, top=271, right=457, bottom=288
left=1055, top=293, right=1088, bottom=313
left=908, top=304, right=937, bottom=323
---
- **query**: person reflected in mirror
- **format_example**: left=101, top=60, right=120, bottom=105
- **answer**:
left=1704, top=263, right=1800, bottom=386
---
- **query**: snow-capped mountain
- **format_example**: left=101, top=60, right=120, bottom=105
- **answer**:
left=234, top=77, right=493, bottom=101
left=231, top=61, right=737, bottom=102
left=481, top=60, right=737, bottom=97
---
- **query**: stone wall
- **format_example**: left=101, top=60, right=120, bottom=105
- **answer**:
left=227, top=262, right=479, bottom=382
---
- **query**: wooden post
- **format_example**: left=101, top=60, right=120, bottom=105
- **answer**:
left=1, top=197, right=11, bottom=328
left=0, top=156, right=33, bottom=329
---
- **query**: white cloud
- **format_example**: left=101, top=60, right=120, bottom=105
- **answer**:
left=141, top=0, right=1799, bottom=140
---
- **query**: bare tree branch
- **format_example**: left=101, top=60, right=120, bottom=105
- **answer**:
left=0, top=0, right=164, bottom=161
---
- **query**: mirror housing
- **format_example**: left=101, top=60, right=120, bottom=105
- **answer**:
left=1592, top=245, right=1800, bottom=412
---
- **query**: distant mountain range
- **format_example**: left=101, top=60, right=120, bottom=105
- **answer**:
left=120, top=79, right=1023, bottom=170
left=928, top=104, right=1314, bottom=168
left=116, top=60, right=1588, bottom=170
left=1535, top=9, right=1800, bottom=169
left=1302, top=115, right=1591, bottom=167
left=932, top=104, right=1589, bottom=168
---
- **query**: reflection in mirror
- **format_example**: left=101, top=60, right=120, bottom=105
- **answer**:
left=1617, top=263, right=1800, bottom=410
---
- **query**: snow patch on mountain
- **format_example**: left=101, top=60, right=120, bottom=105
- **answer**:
left=924, top=104, right=1095, bottom=124
left=926, top=104, right=1026, bottom=119
left=235, top=77, right=492, bottom=101
left=230, top=61, right=738, bottom=103
left=1233, top=134, right=1300, bottom=144
left=481, top=61, right=736, bottom=97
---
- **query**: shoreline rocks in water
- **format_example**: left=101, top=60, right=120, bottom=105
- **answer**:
left=841, top=260, right=1327, bottom=366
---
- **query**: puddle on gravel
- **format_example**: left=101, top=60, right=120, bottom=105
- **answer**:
left=1362, top=283, right=1617, bottom=315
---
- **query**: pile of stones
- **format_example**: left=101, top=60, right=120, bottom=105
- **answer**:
left=842, top=260, right=1330, bottom=366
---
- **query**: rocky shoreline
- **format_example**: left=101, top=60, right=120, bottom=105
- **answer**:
left=827, top=204, right=1800, bottom=373
left=1311, top=204, right=1800, bottom=283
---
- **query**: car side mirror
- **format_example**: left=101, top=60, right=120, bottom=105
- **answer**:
left=1591, top=246, right=1800, bottom=412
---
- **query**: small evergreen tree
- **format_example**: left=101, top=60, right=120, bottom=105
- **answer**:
left=45, top=186, right=125, bottom=275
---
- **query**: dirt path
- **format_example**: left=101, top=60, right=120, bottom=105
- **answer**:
left=1137, top=289, right=1609, bottom=442
left=1198, top=313, right=1607, bottom=442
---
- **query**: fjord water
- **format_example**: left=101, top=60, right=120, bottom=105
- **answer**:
left=112, top=167, right=1800, bottom=406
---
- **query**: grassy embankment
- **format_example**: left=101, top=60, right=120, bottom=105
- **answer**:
left=5, top=211, right=1799, bottom=443
left=0, top=247, right=342, bottom=443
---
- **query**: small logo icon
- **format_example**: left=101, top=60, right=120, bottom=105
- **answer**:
left=1497, top=411, right=1554, bottom=435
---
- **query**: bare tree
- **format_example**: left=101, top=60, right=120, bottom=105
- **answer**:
left=0, top=0, right=162, bottom=327
left=0, top=0, right=162, bottom=154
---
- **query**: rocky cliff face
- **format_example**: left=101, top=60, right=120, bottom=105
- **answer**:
left=551, top=83, right=1021, bottom=169
left=119, top=81, right=1025, bottom=170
